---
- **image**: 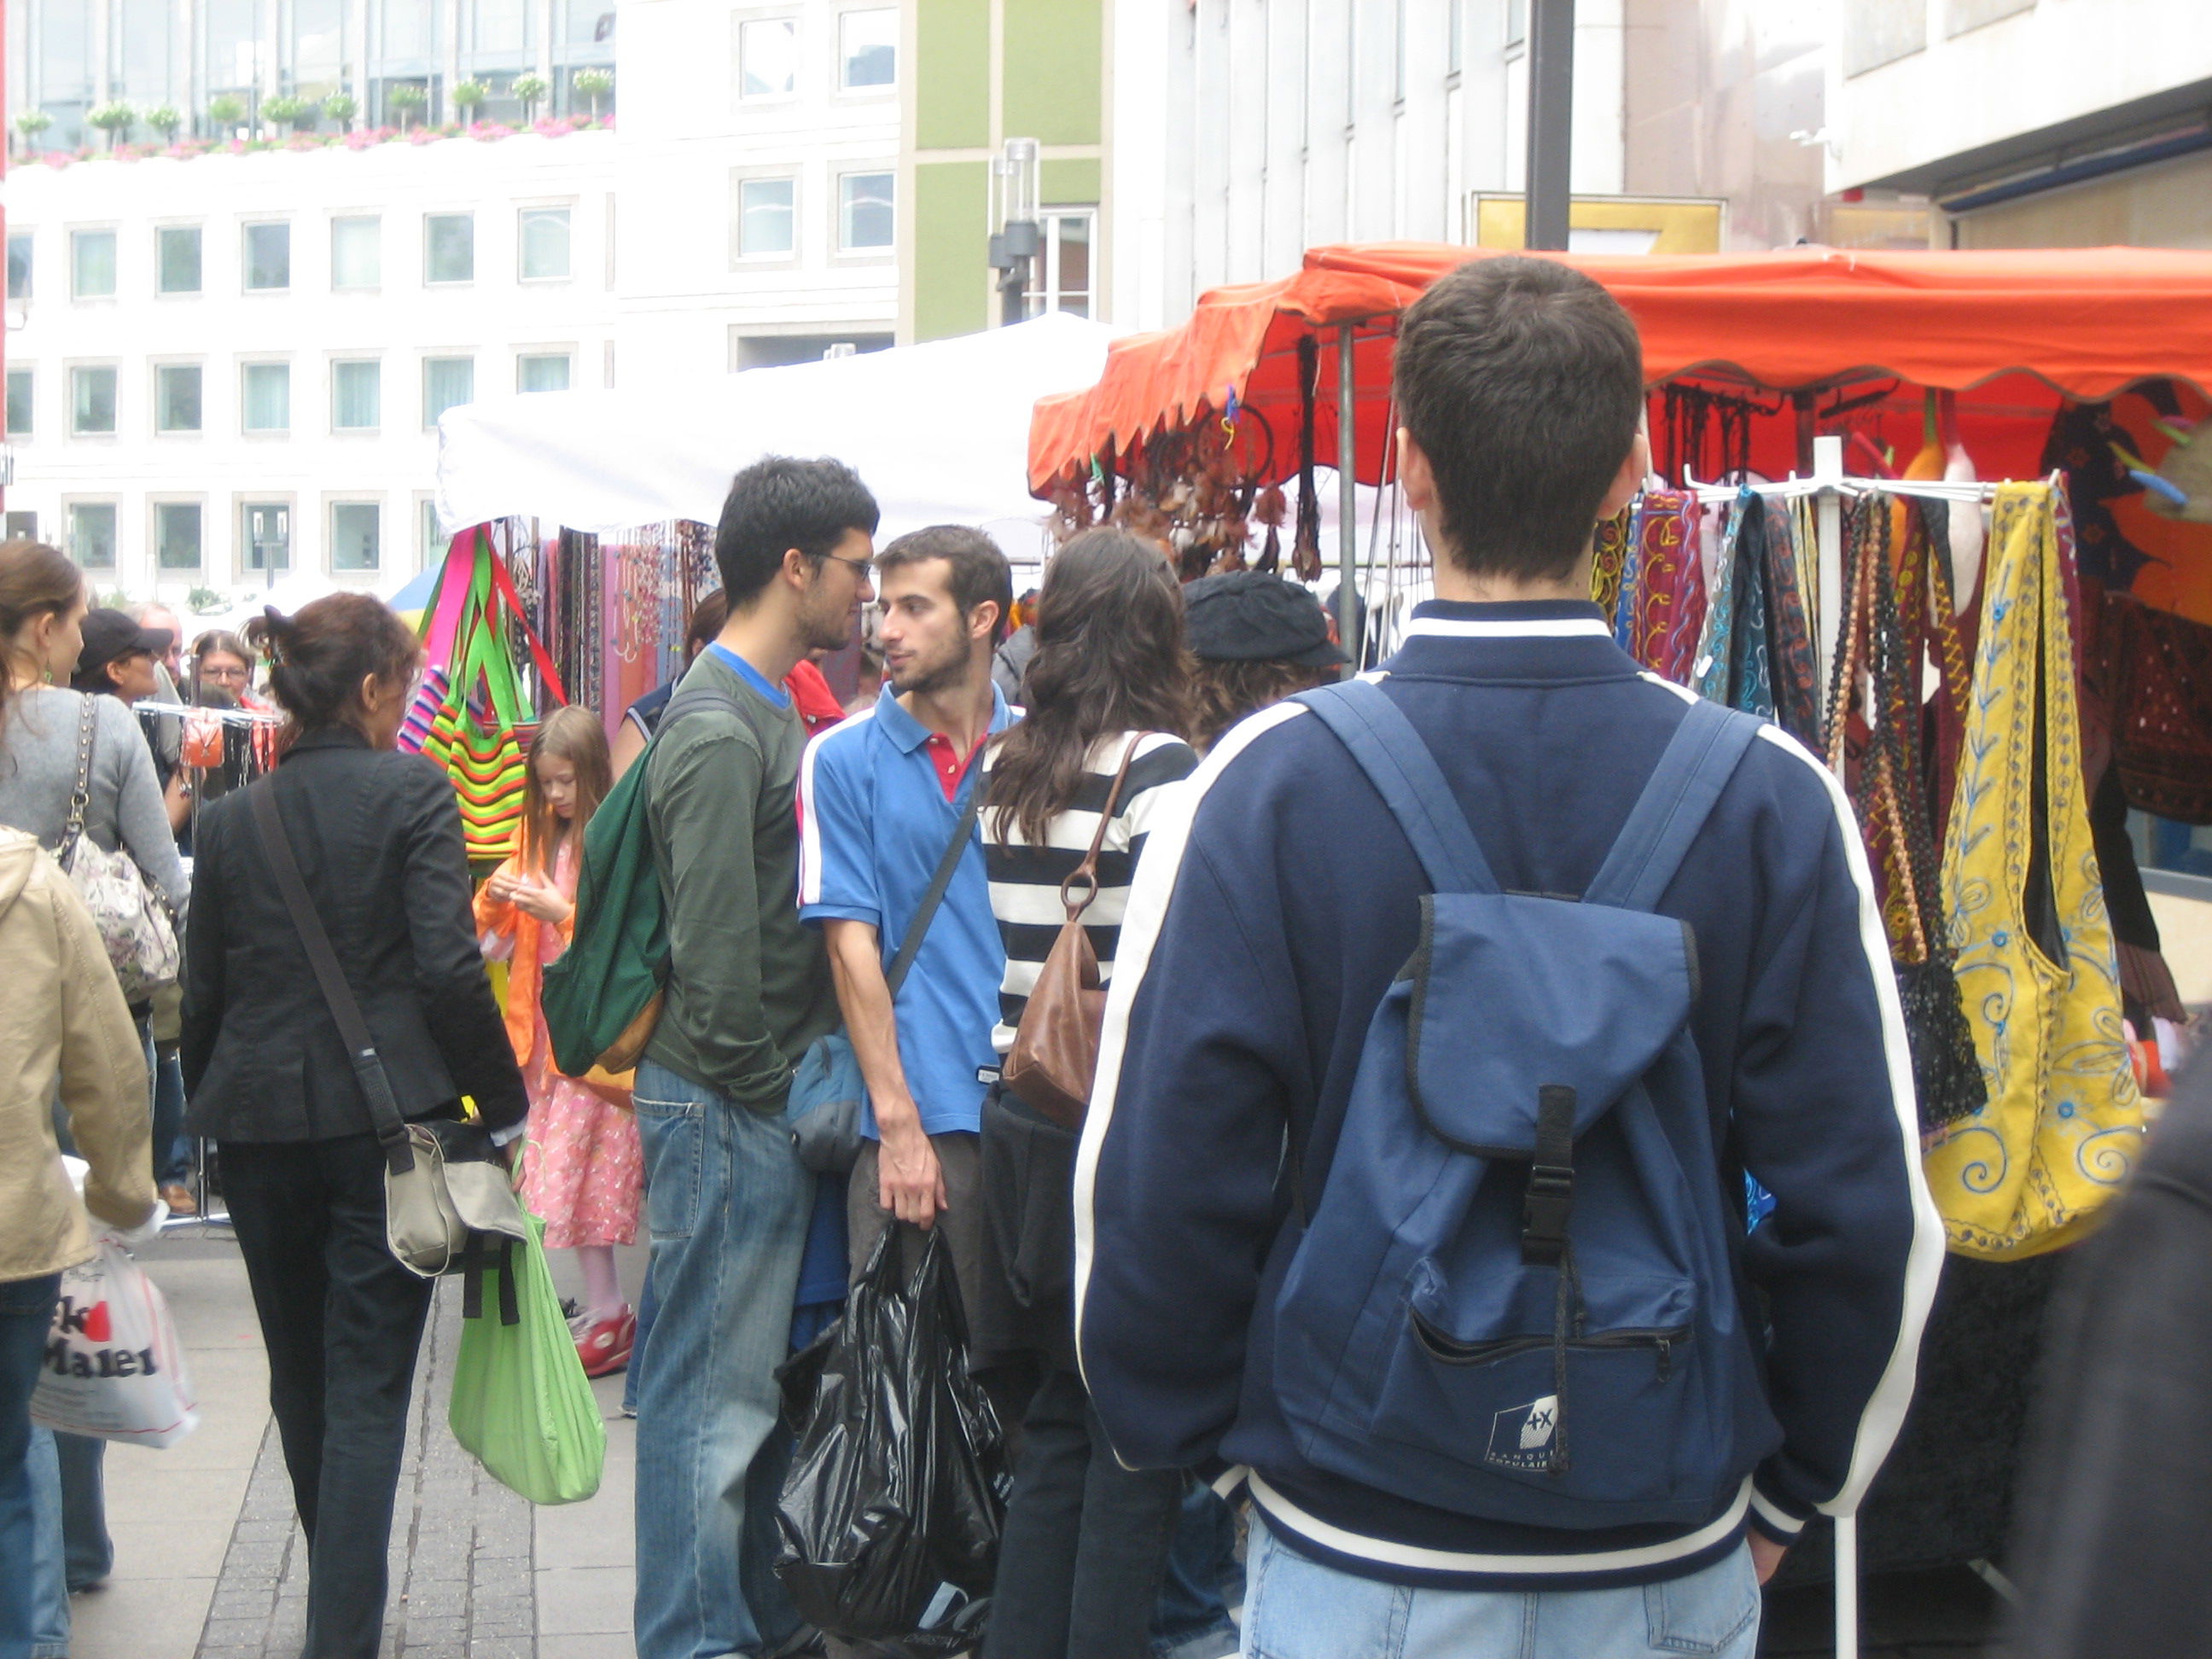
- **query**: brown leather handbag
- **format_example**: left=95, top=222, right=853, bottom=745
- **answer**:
left=1003, top=739, right=1138, bottom=1130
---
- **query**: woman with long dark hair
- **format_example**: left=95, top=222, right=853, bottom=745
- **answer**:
left=974, top=529, right=1201, bottom=1659
left=181, top=594, right=527, bottom=1659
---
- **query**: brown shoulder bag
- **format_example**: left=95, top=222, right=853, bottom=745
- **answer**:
left=1002, top=737, right=1138, bottom=1130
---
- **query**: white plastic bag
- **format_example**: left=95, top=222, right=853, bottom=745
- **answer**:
left=29, top=1240, right=199, bottom=1448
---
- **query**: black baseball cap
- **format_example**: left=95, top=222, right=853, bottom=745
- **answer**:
left=1183, top=572, right=1348, bottom=667
left=74, top=609, right=173, bottom=681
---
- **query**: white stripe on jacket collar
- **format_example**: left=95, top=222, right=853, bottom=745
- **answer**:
left=1401, top=616, right=1612, bottom=640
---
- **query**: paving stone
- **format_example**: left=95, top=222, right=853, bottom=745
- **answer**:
left=195, top=1282, right=538, bottom=1658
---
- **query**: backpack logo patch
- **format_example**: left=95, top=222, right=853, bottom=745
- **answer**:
left=1486, top=1395, right=1559, bottom=1470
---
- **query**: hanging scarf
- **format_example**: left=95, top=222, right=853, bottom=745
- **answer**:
left=1628, top=490, right=1703, bottom=681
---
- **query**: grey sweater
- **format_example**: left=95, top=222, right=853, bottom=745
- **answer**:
left=0, top=686, right=189, bottom=915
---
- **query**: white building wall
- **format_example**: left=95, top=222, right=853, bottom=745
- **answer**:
left=1827, top=0, right=2212, bottom=194
left=3, top=131, right=618, bottom=602
left=1121, top=0, right=1629, bottom=329
left=613, top=0, right=899, bottom=387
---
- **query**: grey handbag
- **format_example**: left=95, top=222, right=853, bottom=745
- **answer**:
left=60, top=695, right=182, bottom=1003
left=788, top=781, right=988, bottom=1174
left=248, top=780, right=529, bottom=1282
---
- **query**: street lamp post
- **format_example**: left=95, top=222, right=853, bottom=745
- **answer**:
left=988, top=137, right=1042, bottom=326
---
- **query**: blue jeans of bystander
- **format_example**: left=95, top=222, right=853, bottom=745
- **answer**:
left=1, top=1272, right=62, bottom=1659
left=631, top=1061, right=814, bottom=1659
left=1237, top=1516, right=1760, bottom=1659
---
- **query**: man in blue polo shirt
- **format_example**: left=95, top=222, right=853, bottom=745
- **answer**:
left=799, top=525, right=1014, bottom=1318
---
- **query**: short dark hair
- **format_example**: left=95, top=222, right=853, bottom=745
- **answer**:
left=713, top=456, right=881, bottom=606
left=1393, top=255, right=1644, bottom=582
left=876, top=526, right=1014, bottom=637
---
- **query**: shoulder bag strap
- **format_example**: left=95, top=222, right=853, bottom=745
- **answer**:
left=1057, top=734, right=1140, bottom=922
left=246, top=780, right=416, bottom=1173
left=885, top=775, right=988, bottom=997
left=60, top=694, right=96, bottom=860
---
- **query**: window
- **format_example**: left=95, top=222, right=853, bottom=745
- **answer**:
left=1034, top=208, right=1095, bottom=317
left=71, top=230, right=116, bottom=299
left=243, top=222, right=291, bottom=290
left=425, top=214, right=475, bottom=283
left=1506, top=0, right=1528, bottom=46
left=157, top=226, right=202, bottom=294
left=6, top=370, right=31, bottom=439
left=156, top=364, right=203, bottom=433
left=242, top=362, right=291, bottom=433
left=155, top=502, right=202, bottom=571
left=740, top=16, right=796, bottom=97
left=242, top=502, right=291, bottom=573
left=422, top=497, right=445, bottom=565
left=330, top=502, right=381, bottom=572
left=738, top=178, right=796, bottom=258
left=332, top=360, right=381, bottom=430
left=840, top=8, right=896, bottom=88
left=67, top=503, right=118, bottom=570
left=70, top=366, right=117, bottom=434
left=332, top=217, right=381, bottom=289
left=1448, top=0, right=1464, bottom=76
left=423, top=357, right=474, bottom=427
left=518, top=207, right=571, bottom=281
left=517, top=352, right=572, bottom=393
left=8, top=233, right=32, bottom=300
left=838, top=172, right=894, bottom=251
left=4, top=513, right=38, bottom=541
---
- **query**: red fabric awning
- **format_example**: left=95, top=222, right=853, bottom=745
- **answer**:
left=1028, top=242, right=2212, bottom=492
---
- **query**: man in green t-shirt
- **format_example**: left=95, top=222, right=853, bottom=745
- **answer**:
left=632, top=456, right=878, bottom=1659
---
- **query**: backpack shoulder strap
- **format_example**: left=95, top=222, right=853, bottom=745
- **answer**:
left=1292, top=680, right=1498, bottom=895
left=1582, top=696, right=1761, bottom=913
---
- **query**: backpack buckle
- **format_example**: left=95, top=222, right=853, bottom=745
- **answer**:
left=1522, top=1165, right=1574, bottom=1266
left=1521, top=1085, right=1577, bottom=1266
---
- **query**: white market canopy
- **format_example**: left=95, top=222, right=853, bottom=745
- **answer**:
left=434, top=312, right=1125, bottom=560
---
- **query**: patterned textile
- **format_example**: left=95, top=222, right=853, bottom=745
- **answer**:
left=1589, top=505, right=1632, bottom=615
left=1927, top=484, right=2143, bottom=1260
left=1627, top=490, right=1703, bottom=681
left=1761, top=498, right=1821, bottom=747
left=1692, top=490, right=1775, bottom=719
left=2096, top=588, right=2212, bottom=824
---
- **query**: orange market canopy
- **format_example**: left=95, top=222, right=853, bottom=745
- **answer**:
left=1027, top=242, right=2212, bottom=622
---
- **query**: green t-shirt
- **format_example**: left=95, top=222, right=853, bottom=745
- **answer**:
left=643, top=650, right=837, bottom=1110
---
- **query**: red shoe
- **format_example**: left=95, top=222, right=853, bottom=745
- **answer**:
left=576, top=1308, right=636, bottom=1378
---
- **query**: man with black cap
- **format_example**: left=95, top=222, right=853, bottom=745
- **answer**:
left=1183, top=570, right=1348, bottom=752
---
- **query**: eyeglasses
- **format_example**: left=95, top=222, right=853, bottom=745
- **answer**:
left=201, top=663, right=250, bottom=684
left=815, top=550, right=874, bottom=579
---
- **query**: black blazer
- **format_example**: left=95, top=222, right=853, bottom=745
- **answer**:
left=181, top=726, right=527, bottom=1143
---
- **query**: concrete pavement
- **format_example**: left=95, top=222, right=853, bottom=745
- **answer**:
left=63, top=1231, right=643, bottom=1659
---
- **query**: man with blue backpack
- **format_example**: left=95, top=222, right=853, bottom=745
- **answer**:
left=1074, top=255, right=1941, bottom=1656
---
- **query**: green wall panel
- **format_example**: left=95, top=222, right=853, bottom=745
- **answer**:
left=917, top=0, right=991, bottom=151
left=915, top=160, right=991, bottom=341
left=1040, top=157, right=1101, bottom=208
left=1002, top=0, right=1102, bottom=146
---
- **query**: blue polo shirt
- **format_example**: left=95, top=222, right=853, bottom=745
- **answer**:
left=797, top=683, right=1014, bottom=1138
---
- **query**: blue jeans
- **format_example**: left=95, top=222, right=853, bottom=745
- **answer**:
left=151, top=1045, right=189, bottom=1188
left=1153, top=1481, right=1239, bottom=1659
left=1, top=1272, right=62, bottom=1659
left=632, top=1061, right=814, bottom=1659
left=1237, top=1516, right=1760, bottom=1659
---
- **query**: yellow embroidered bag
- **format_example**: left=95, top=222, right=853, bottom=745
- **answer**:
left=1924, top=482, right=2143, bottom=1258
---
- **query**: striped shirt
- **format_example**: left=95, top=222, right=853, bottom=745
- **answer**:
left=984, top=730, right=1199, bottom=1057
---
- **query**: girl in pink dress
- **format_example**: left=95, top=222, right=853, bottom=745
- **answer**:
left=475, top=707, right=643, bottom=1377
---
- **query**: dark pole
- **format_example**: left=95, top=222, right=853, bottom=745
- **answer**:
left=1523, top=0, right=1575, bottom=251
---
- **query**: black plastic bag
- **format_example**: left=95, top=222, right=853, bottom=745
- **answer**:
left=775, top=1226, right=1010, bottom=1650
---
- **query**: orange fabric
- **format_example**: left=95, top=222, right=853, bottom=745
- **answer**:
left=474, top=848, right=576, bottom=1072
left=1029, top=242, right=2212, bottom=492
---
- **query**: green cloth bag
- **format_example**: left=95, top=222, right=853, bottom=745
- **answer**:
left=448, top=1215, right=607, bottom=1505
left=540, top=684, right=739, bottom=1077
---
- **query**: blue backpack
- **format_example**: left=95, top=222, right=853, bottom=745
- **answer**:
left=1272, top=680, right=1769, bottom=1531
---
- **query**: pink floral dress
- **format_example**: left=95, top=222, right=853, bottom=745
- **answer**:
left=480, top=838, right=643, bottom=1249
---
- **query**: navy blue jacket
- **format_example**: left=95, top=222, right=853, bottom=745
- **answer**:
left=1074, top=601, right=1940, bottom=1588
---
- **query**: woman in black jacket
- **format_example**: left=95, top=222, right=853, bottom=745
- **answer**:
left=181, top=593, right=527, bottom=1659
